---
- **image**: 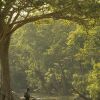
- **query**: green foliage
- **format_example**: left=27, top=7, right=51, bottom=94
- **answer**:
left=87, top=63, right=100, bottom=100
left=0, top=0, right=100, bottom=99
left=9, top=20, right=100, bottom=99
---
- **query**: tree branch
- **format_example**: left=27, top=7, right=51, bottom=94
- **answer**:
left=9, top=9, right=88, bottom=34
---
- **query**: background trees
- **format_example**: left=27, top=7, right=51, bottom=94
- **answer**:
left=0, top=0, right=100, bottom=100
left=9, top=20, right=100, bottom=100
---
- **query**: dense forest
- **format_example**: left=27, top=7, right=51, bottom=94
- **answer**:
left=9, top=20, right=100, bottom=100
left=0, top=0, right=100, bottom=100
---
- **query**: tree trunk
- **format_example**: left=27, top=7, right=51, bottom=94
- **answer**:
left=60, top=64, right=67, bottom=95
left=0, top=35, right=11, bottom=100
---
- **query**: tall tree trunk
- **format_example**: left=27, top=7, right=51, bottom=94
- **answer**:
left=0, top=35, right=11, bottom=100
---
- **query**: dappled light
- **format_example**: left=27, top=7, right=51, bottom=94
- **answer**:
left=0, top=0, right=100, bottom=100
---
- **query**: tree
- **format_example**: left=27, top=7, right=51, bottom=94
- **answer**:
left=8, top=19, right=100, bottom=99
left=21, top=21, right=73, bottom=94
left=0, top=0, right=100, bottom=100
left=66, top=25, right=100, bottom=99
left=87, top=63, right=100, bottom=100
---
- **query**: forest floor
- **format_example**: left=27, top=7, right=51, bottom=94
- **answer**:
left=17, top=92, right=74, bottom=100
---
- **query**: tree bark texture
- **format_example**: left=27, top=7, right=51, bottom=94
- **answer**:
left=0, top=34, right=11, bottom=100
